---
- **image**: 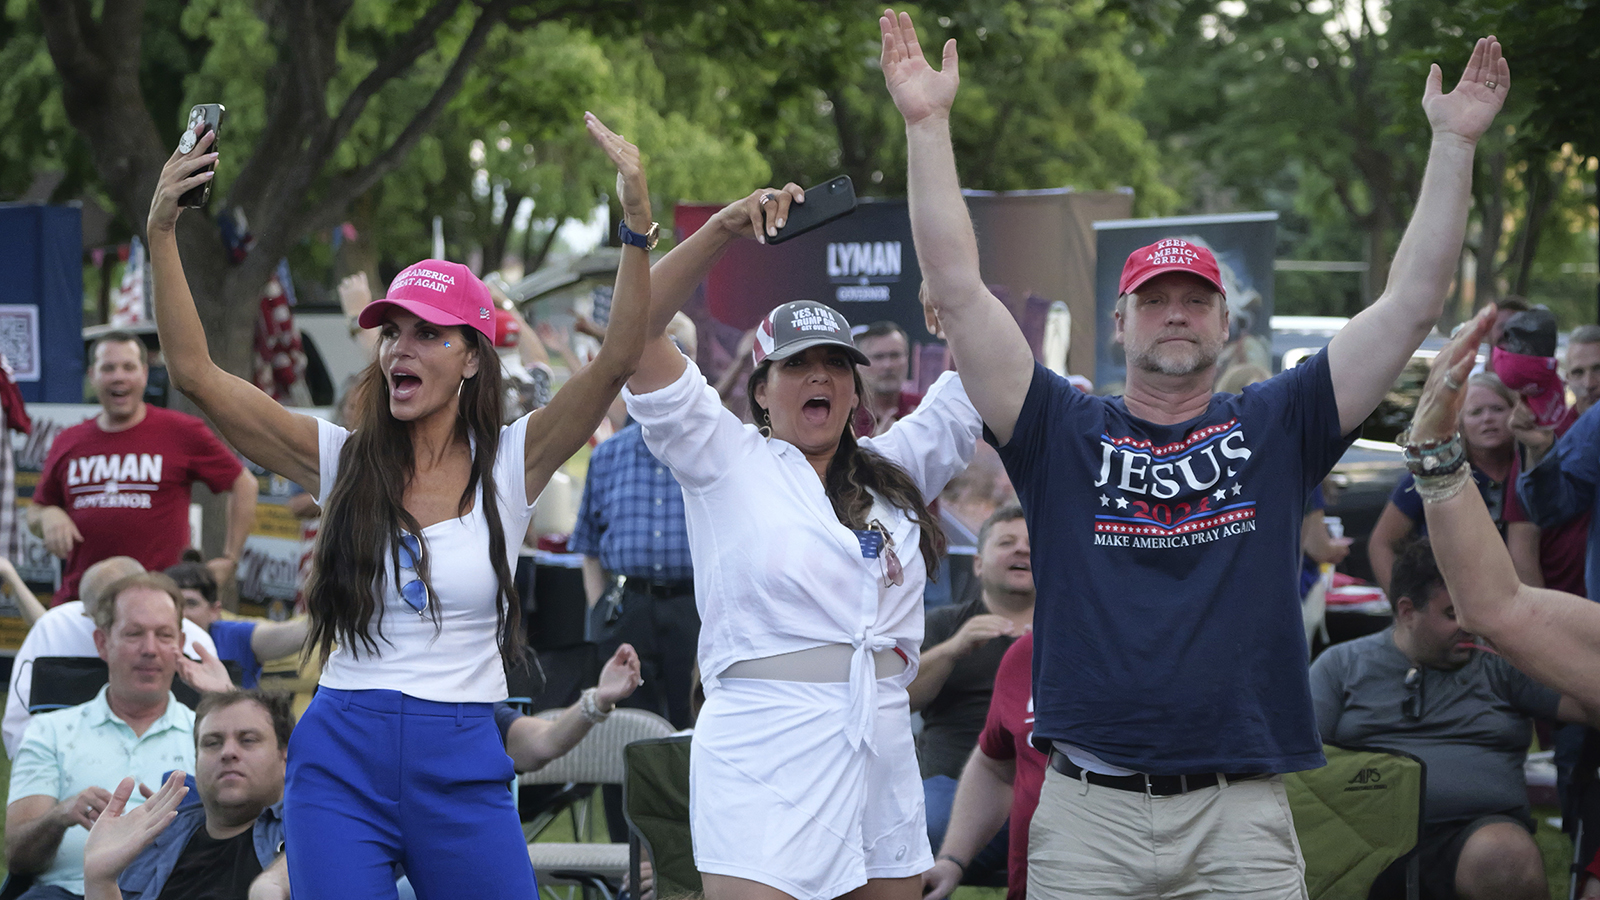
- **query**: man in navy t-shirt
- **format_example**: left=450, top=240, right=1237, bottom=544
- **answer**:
left=884, top=9, right=1510, bottom=897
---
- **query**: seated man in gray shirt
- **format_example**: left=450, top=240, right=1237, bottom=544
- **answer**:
left=1310, top=537, right=1591, bottom=900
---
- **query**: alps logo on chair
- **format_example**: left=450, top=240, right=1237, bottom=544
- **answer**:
left=1344, top=768, right=1387, bottom=791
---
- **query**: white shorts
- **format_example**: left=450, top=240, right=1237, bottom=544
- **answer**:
left=691, top=677, right=932, bottom=899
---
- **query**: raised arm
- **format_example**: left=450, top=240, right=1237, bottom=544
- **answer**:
left=147, top=129, right=320, bottom=491
left=882, top=9, right=1033, bottom=445
left=522, top=114, right=651, bottom=502
left=249, top=617, right=310, bottom=662
left=1326, top=38, right=1508, bottom=434
left=506, top=644, right=642, bottom=771
left=1413, top=309, right=1600, bottom=709
left=1518, top=410, right=1600, bottom=529
left=628, top=185, right=803, bottom=395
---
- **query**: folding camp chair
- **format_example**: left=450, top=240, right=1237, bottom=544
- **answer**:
left=523, top=708, right=676, bottom=900
left=28, top=655, right=237, bottom=713
left=623, top=734, right=698, bottom=900
left=1284, top=744, right=1426, bottom=900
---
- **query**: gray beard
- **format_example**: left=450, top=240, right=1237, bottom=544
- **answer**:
left=1127, top=340, right=1222, bottom=378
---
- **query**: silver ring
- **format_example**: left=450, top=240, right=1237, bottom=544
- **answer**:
left=1444, top=374, right=1462, bottom=391
left=1485, top=80, right=1497, bottom=89
left=759, top=193, right=774, bottom=206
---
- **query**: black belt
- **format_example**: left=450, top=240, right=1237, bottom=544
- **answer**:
left=623, top=578, right=693, bottom=599
left=1048, top=748, right=1267, bottom=797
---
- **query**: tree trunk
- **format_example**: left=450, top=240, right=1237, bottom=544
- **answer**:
left=1508, top=153, right=1555, bottom=298
left=1473, top=148, right=1507, bottom=309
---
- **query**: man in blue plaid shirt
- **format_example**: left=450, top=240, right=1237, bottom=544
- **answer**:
left=571, top=416, right=699, bottom=730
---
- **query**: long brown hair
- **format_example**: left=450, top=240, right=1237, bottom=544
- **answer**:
left=306, top=328, right=524, bottom=670
left=747, top=361, right=943, bottom=577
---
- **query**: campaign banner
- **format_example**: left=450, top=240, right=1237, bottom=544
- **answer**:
left=675, top=188, right=1132, bottom=391
left=1092, top=212, right=1278, bottom=391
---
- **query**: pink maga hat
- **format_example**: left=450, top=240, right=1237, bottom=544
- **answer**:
left=358, top=260, right=496, bottom=343
left=1118, top=239, right=1225, bottom=298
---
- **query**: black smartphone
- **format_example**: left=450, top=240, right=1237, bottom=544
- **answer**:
left=768, top=175, right=856, bottom=245
left=177, top=103, right=226, bottom=209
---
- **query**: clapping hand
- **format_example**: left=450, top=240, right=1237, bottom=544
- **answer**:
left=83, top=773, right=187, bottom=887
left=1411, top=305, right=1496, bottom=445
left=594, top=643, right=644, bottom=710
left=176, top=641, right=235, bottom=695
left=880, top=8, right=960, bottom=126
left=1423, top=36, right=1509, bottom=144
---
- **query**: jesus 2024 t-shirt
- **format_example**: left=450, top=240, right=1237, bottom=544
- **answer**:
left=992, top=349, right=1351, bottom=774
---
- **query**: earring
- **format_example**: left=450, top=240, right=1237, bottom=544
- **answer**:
left=758, top=423, right=772, bottom=439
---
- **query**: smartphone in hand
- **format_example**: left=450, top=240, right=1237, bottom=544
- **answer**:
left=768, top=176, right=856, bottom=245
left=177, top=104, right=226, bottom=209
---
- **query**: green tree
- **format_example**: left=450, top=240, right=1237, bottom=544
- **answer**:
left=1134, top=0, right=1598, bottom=322
left=17, top=0, right=661, bottom=377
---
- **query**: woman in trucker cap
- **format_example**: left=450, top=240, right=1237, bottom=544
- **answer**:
left=622, top=184, right=983, bottom=900
left=144, top=112, right=649, bottom=898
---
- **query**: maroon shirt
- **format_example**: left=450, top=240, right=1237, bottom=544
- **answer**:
left=977, top=632, right=1047, bottom=900
left=33, top=406, right=244, bottom=603
left=853, top=389, right=921, bottom=437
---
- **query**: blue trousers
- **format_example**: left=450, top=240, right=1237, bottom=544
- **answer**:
left=284, top=687, right=537, bottom=900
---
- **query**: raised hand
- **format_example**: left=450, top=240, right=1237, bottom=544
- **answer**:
left=595, top=642, right=643, bottom=709
left=584, top=113, right=650, bottom=226
left=1423, top=36, right=1509, bottom=143
left=148, top=125, right=217, bottom=235
left=337, top=272, right=372, bottom=319
left=1411, top=305, right=1496, bottom=444
left=711, top=184, right=806, bottom=244
left=880, top=8, right=960, bottom=126
left=176, top=641, right=235, bottom=695
left=83, top=773, right=187, bottom=886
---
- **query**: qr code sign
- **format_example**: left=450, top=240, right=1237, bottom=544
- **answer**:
left=0, top=306, right=40, bottom=381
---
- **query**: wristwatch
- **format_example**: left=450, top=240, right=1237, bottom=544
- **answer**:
left=618, top=220, right=659, bottom=251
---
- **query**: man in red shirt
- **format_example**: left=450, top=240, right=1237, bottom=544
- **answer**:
left=28, top=332, right=257, bottom=603
left=923, top=631, right=1046, bottom=900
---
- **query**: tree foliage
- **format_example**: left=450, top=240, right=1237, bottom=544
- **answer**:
left=1134, top=0, right=1597, bottom=323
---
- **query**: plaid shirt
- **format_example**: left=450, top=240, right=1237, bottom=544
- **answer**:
left=570, top=422, right=693, bottom=581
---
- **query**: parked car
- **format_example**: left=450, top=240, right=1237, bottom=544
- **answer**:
left=1275, top=316, right=1464, bottom=584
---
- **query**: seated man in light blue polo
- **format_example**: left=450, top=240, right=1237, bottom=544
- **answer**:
left=4, top=572, right=204, bottom=900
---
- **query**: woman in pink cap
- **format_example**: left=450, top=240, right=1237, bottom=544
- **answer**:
left=144, top=112, right=651, bottom=899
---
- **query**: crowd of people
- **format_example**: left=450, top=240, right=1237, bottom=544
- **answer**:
left=2, top=8, right=1598, bottom=900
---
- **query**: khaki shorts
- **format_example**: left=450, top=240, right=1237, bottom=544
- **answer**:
left=690, top=677, right=932, bottom=900
left=1028, top=765, right=1308, bottom=899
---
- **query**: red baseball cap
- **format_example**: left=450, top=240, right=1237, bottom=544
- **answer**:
left=493, top=307, right=521, bottom=348
left=358, top=260, right=496, bottom=343
left=1118, top=239, right=1225, bottom=297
